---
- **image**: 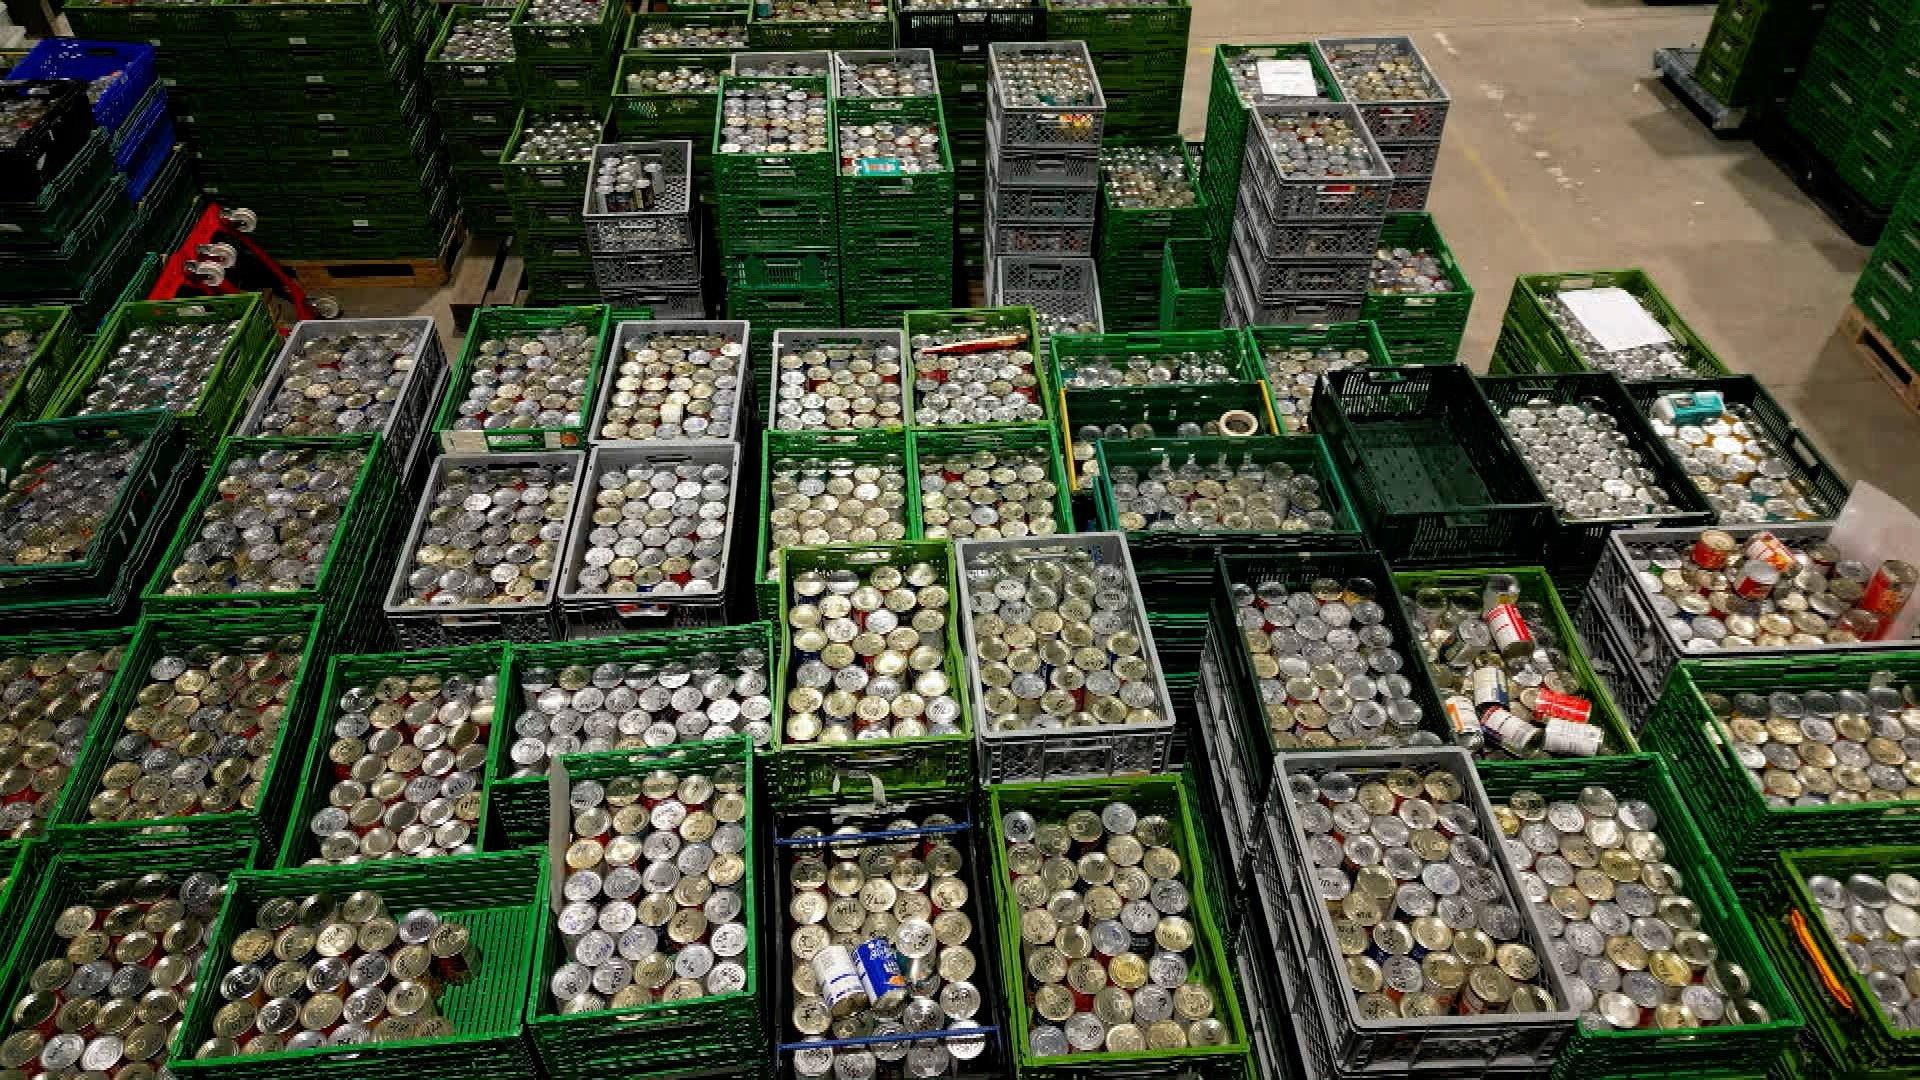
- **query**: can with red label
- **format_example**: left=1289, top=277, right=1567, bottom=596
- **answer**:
left=1532, top=688, right=1592, bottom=725
left=1690, top=530, right=1736, bottom=571
left=1732, top=560, right=1779, bottom=602
left=1483, top=604, right=1533, bottom=660
left=1861, top=560, right=1917, bottom=619
left=1743, top=533, right=1797, bottom=574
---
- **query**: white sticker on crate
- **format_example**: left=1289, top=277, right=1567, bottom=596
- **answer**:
left=1559, top=287, right=1674, bottom=353
left=1256, top=59, right=1317, bottom=97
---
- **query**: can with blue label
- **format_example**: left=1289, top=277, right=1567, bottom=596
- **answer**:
left=811, top=945, right=869, bottom=1017
left=854, top=937, right=908, bottom=1011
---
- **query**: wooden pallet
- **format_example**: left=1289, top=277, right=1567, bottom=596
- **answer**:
left=1839, top=303, right=1920, bottom=416
left=286, top=229, right=462, bottom=290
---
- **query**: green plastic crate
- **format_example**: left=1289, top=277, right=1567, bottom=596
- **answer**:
left=832, top=94, right=954, bottom=222
left=1058, top=380, right=1275, bottom=493
left=623, top=11, right=749, bottom=54
left=488, top=624, right=779, bottom=847
left=1309, top=363, right=1556, bottom=567
left=903, top=305, right=1047, bottom=431
left=1046, top=327, right=1259, bottom=412
left=0, top=176, right=133, bottom=295
left=432, top=304, right=611, bottom=452
left=275, top=644, right=512, bottom=868
left=501, top=107, right=604, bottom=198
left=0, top=304, right=76, bottom=430
left=427, top=6, right=520, bottom=98
left=1200, top=43, right=1340, bottom=249
left=988, top=773, right=1252, bottom=1080
left=1159, top=237, right=1225, bottom=330
left=746, top=0, right=893, bottom=50
left=48, top=293, right=276, bottom=455
left=0, top=132, right=115, bottom=249
left=526, top=739, right=767, bottom=1078
left=1640, top=652, right=1920, bottom=881
left=1044, top=0, right=1189, bottom=52
left=1361, top=212, right=1474, bottom=358
left=171, top=850, right=546, bottom=1080
left=1498, top=269, right=1733, bottom=381
left=48, top=606, right=330, bottom=861
left=609, top=52, right=724, bottom=137
left=1096, top=136, right=1207, bottom=272
left=511, top=0, right=621, bottom=60
left=1093, top=433, right=1366, bottom=568
left=755, top=429, right=918, bottom=616
left=770, top=541, right=973, bottom=807
left=1478, top=754, right=1804, bottom=1079
left=1392, top=564, right=1634, bottom=757
left=142, top=433, right=396, bottom=614
left=910, top=424, right=1073, bottom=538
left=712, top=74, right=834, bottom=197
left=1241, top=320, right=1396, bottom=434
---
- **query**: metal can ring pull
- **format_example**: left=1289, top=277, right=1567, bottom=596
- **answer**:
left=1217, top=409, right=1260, bottom=437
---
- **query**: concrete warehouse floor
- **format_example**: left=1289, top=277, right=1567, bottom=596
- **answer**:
left=339, top=0, right=1920, bottom=510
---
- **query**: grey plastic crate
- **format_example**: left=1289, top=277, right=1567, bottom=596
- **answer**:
left=1377, top=138, right=1439, bottom=180
left=987, top=41, right=1105, bottom=150
left=1234, top=186, right=1384, bottom=262
left=1266, top=746, right=1578, bottom=1075
left=956, top=531, right=1175, bottom=783
left=1229, top=222, right=1372, bottom=296
left=589, top=319, right=751, bottom=446
left=986, top=178, right=1096, bottom=224
left=238, top=316, right=447, bottom=478
left=832, top=47, right=938, bottom=99
left=1389, top=176, right=1432, bottom=212
left=1571, top=588, right=1658, bottom=729
left=1192, top=621, right=1263, bottom=891
left=766, top=328, right=909, bottom=432
left=383, top=450, right=585, bottom=648
left=602, top=286, right=707, bottom=320
left=1242, top=101, right=1393, bottom=222
left=986, top=127, right=1098, bottom=188
left=557, top=440, right=742, bottom=637
left=1585, top=523, right=1915, bottom=725
left=581, top=141, right=696, bottom=255
left=1315, top=36, right=1451, bottom=142
left=590, top=250, right=701, bottom=291
left=987, top=255, right=1102, bottom=346
left=1224, top=257, right=1364, bottom=326
left=985, top=207, right=1094, bottom=257
left=730, top=49, right=830, bottom=77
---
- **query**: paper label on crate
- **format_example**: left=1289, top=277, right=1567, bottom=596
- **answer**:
left=1559, top=286, right=1674, bottom=353
left=856, top=156, right=903, bottom=176
left=1256, top=59, right=1318, bottom=98
left=443, top=430, right=488, bottom=455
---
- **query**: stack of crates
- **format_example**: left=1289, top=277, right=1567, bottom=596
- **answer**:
left=1360, top=211, right=1474, bottom=364
left=1043, top=0, right=1189, bottom=135
left=987, top=41, right=1103, bottom=280
left=97, top=0, right=452, bottom=264
left=748, top=0, right=893, bottom=52
left=1316, top=35, right=1450, bottom=211
left=1693, top=0, right=1830, bottom=114
left=833, top=49, right=954, bottom=326
left=9, top=40, right=180, bottom=205
left=1786, top=0, right=1920, bottom=210
left=583, top=139, right=703, bottom=316
left=426, top=6, right=520, bottom=238
left=504, top=108, right=606, bottom=304
left=1223, top=99, right=1391, bottom=328
left=1200, top=44, right=1341, bottom=272
left=512, top=0, right=623, bottom=109
left=894, top=0, right=1042, bottom=295
left=614, top=12, right=748, bottom=197
left=714, top=72, right=840, bottom=374
left=1095, top=137, right=1206, bottom=329
left=1855, top=172, right=1920, bottom=372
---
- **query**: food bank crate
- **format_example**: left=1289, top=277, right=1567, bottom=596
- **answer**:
left=384, top=451, right=585, bottom=648
left=432, top=304, right=612, bottom=452
left=1639, top=650, right=1920, bottom=886
left=834, top=95, right=954, bottom=220
left=0, top=304, right=74, bottom=429
left=1623, top=374, right=1849, bottom=523
left=426, top=6, right=519, bottom=98
left=172, top=850, right=545, bottom=1080
left=987, top=41, right=1106, bottom=151
left=1058, top=381, right=1275, bottom=493
left=609, top=52, right=725, bottom=137
left=511, top=0, right=622, bottom=60
left=755, top=428, right=917, bottom=615
left=770, top=540, right=974, bottom=808
left=893, top=0, right=1039, bottom=51
left=988, top=772, right=1252, bottom=1080
left=1314, top=36, right=1451, bottom=142
left=502, top=107, right=603, bottom=198
left=10, top=38, right=157, bottom=132
left=623, top=10, right=749, bottom=53
left=746, top=0, right=892, bottom=49
left=1477, top=752, right=1802, bottom=1079
left=51, top=293, right=277, bottom=456
left=1159, top=237, right=1225, bottom=330
left=527, top=739, right=767, bottom=1078
left=1240, top=101, right=1393, bottom=223
left=590, top=319, right=750, bottom=445
left=485, top=623, right=777, bottom=846
left=988, top=255, right=1102, bottom=342
left=1043, top=0, right=1189, bottom=51
left=557, top=441, right=742, bottom=637
left=237, top=317, right=447, bottom=479
left=0, top=131, right=113, bottom=248
left=1362, top=212, right=1474, bottom=350
left=1479, top=371, right=1716, bottom=587
left=1263, top=747, right=1578, bottom=1075
left=1500, top=269, right=1732, bottom=380
left=275, top=643, right=512, bottom=867
left=1242, top=319, right=1396, bottom=433
left=582, top=140, right=696, bottom=253
left=47, top=606, right=329, bottom=860
left=958, top=531, right=1175, bottom=782
left=1309, top=363, right=1555, bottom=566
left=1201, top=43, right=1340, bottom=223
left=832, top=47, right=938, bottom=99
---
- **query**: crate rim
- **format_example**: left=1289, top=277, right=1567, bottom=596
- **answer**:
left=1091, top=431, right=1366, bottom=543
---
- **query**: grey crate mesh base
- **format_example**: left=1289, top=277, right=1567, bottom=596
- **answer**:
left=987, top=211, right=1094, bottom=257
left=582, top=140, right=697, bottom=254
left=383, top=450, right=585, bottom=648
left=591, top=250, right=701, bottom=290
left=1573, top=589, right=1659, bottom=730
left=1388, top=177, right=1433, bottom=211
left=986, top=140, right=1099, bottom=189
left=987, top=256, right=1102, bottom=335
left=1230, top=224, right=1373, bottom=295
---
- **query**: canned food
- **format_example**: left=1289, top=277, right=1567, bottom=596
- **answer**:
left=1321, top=39, right=1442, bottom=101
left=71, top=317, right=248, bottom=416
left=1808, top=868, right=1920, bottom=1028
left=766, top=453, right=909, bottom=580
left=718, top=80, right=829, bottom=157
left=1495, top=397, right=1683, bottom=520
left=1647, top=398, right=1828, bottom=523
left=1538, top=288, right=1692, bottom=381
left=450, top=320, right=599, bottom=436
left=595, top=328, right=744, bottom=442
left=1372, top=246, right=1454, bottom=297
left=438, top=13, right=514, bottom=62
left=1257, top=343, right=1376, bottom=435
left=907, top=324, right=1044, bottom=428
left=396, top=460, right=575, bottom=610
left=1708, top=675, right=1920, bottom=807
left=757, top=0, right=886, bottom=24
left=1106, top=448, right=1336, bottom=537
left=834, top=52, right=937, bottom=100
left=772, top=337, right=905, bottom=432
left=0, top=432, right=153, bottom=569
left=512, top=645, right=773, bottom=772
left=566, top=457, right=735, bottom=600
left=251, top=326, right=429, bottom=438
left=156, top=444, right=370, bottom=597
left=1636, top=530, right=1915, bottom=651
left=780, top=559, right=960, bottom=744
left=919, top=445, right=1060, bottom=541
left=0, top=644, right=125, bottom=837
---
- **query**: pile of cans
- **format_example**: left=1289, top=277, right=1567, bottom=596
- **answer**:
left=1647, top=388, right=1832, bottom=523
left=560, top=448, right=738, bottom=624
left=780, top=814, right=990, bottom=1077
left=906, top=321, right=1045, bottom=428
left=918, top=441, right=1063, bottom=541
left=1317, top=36, right=1449, bottom=210
left=0, top=643, right=123, bottom=837
left=68, top=318, right=248, bottom=417
left=547, top=763, right=751, bottom=1011
left=0, top=869, right=225, bottom=1075
left=200, top=892, right=475, bottom=1054
left=770, top=330, right=907, bottom=433
left=300, top=672, right=496, bottom=864
left=1494, top=785, right=1769, bottom=1030
left=0, top=435, right=147, bottom=566
left=764, top=448, right=912, bottom=587
left=591, top=322, right=747, bottom=444
left=444, top=320, right=601, bottom=444
left=1703, top=673, right=1920, bottom=805
left=1405, top=575, right=1611, bottom=760
left=1803, top=868, right=1920, bottom=1027
left=1103, top=449, right=1338, bottom=536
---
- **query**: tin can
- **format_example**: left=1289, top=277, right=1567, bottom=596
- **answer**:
left=1541, top=719, right=1604, bottom=757
left=853, top=938, right=907, bottom=1011
left=1470, top=667, right=1508, bottom=713
left=811, top=946, right=868, bottom=1016
left=1690, top=530, right=1736, bottom=571
left=1732, top=560, right=1779, bottom=603
left=1482, top=708, right=1537, bottom=754
left=1441, top=696, right=1482, bottom=742
left=1483, top=604, right=1533, bottom=659
left=1743, top=533, right=1797, bottom=574
left=1532, top=688, right=1592, bottom=725
left=1861, top=560, right=1917, bottom=619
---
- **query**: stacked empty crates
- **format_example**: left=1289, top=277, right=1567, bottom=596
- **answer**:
left=1692, top=0, right=1829, bottom=116
left=1095, top=137, right=1205, bottom=329
left=1043, top=0, right=1188, bottom=135
left=426, top=6, right=519, bottom=239
left=504, top=108, right=606, bottom=303
left=614, top=11, right=748, bottom=196
left=1222, top=98, right=1391, bottom=328
left=1786, top=0, right=1920, bottom=211
left=834, top=48, right=954, bottom=326
left=1854, top=171, right=1920, bottom=374
left=81, top=0, right=453, bottom=264
left=987, top=41, right=1104, bottom=288
left=583, top=139, right=703, bottom=316
left=1316, top=36, right=1450, bottom=212
left=894, top=0, right=1043, bottom=296
left=714, top=71, right=841, bottom=381
left=1200, top=44, right=1341, bottom=274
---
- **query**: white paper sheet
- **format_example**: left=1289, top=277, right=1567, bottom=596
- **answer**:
left=1256, top=59, right=1318, bottom=98
left=1827, top=482, right=1920, bottom=639
left=1559, top=287, right=1675, bottom=353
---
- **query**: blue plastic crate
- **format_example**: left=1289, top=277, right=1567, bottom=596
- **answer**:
left=9, top=39, right=157, bottom=132
left=122, top=119, right=176, bottom=201
left=111, top=85, right=169, bottom=170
